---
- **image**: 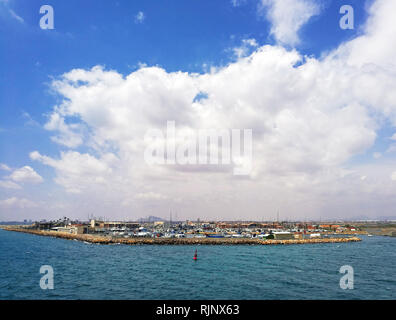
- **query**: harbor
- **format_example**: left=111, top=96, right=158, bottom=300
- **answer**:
left=1, top=226, right=362, bottom=245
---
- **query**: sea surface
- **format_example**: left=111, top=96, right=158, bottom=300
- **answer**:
left=0, top=229, right=395, bottom=300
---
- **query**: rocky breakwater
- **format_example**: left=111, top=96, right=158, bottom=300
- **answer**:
left=1, top=226, right=362, bottom=245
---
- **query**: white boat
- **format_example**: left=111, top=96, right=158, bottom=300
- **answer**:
left=137, top=231, right=151, bottom=237
left=175, top=233, right=185, bottom=238
left=257, top=233, right=270, bottom=238
left=232, top=234, right=243, bottom=238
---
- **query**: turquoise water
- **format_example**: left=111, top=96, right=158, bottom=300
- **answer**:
left=0, top=229, right=395, bottom=300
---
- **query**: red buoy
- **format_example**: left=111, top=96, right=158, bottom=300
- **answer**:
left=193, top=249, right=198, bottom=260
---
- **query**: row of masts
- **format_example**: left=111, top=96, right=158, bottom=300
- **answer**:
left=87, top=209, right=325, bottom=224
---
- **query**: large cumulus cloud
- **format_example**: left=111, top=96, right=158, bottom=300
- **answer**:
left=30, top=0, right=396, bottom=220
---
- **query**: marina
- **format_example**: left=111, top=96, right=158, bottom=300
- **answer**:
left=1, top=226, right=362, bottom=245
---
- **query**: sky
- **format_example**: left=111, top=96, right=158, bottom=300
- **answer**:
left=1, top=0, right=396, bottom=222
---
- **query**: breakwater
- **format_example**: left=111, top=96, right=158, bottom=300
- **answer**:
left=1, top=226, right=362, bottom=245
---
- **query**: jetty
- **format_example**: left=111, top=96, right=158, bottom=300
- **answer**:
left=1, top=226, right=362, bottom=245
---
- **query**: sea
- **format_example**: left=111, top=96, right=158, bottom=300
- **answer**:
left=0, top=229, right=395, bottom=300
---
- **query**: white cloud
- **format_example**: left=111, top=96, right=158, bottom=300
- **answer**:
left=30, top=151, right=117, bottom=194
left=334, top=0, right=396, bottom=70
left=232, top=38, right=259, bottom=58
left=0, top=180, right=21, bottom=189
left=0, top=197, right=37, bottom=209
left=25, top=0, right=396, bottom=220
left=22, top=112, right=40, bottom=127
left=134, top=11, right=145, bottom=24
left=9, top=166, right=43, bottom=184
left=0, top=163, right=11, bottom=171
left=8, top=9, right=23, bottom=23
left=0, top=1, right=23, bottom=23
left=231, top=0, right=246, bottom=7
left=135, top=192, right=168, bottom=201
left=259, top=0, right=321, bottom=46
left=44, top=112, right=84, bottom=148
left=373, top=152, right=382, bottom=159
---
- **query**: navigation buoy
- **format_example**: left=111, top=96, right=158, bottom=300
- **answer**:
left=193, top=249, right=198, bottom=260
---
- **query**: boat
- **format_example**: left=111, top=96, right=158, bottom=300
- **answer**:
left=205, top=233, right=224, bottom=238
left=231, top=234, right=243, bottom=238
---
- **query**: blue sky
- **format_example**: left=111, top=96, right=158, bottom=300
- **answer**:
left=0, top=0, right=369, bottom=166
left=1, top=0, right=396, bottom=221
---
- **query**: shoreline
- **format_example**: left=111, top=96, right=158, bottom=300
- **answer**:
left=1, top=226, right=362, bottom=245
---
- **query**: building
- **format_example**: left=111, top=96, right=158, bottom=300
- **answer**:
left=52, top=225, right=88, bottom=234
left=272, top=232, right=294, bottom=240
left=90, top=219, right=140, bottom=230
left=35, top=222, right=54, bottom=230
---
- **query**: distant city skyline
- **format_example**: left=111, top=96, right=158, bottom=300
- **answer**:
left=2, top=214, right=396, bottom=224
left=1, top=0, right=396, bottom=221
